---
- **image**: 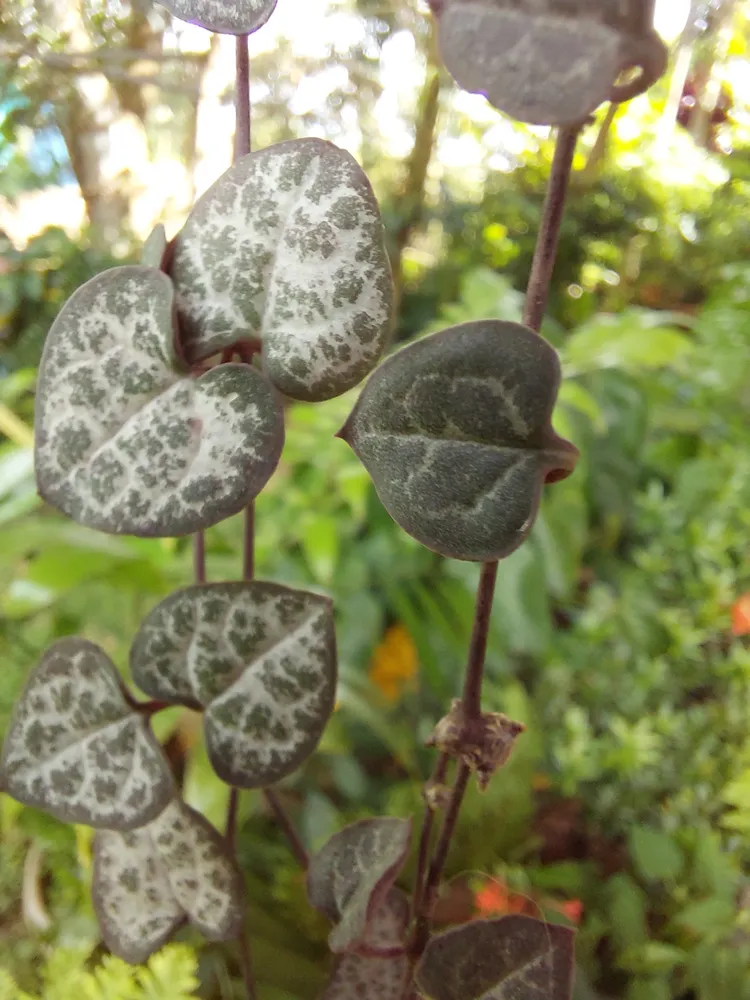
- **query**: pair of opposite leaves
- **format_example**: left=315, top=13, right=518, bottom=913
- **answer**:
left=36, top=136, right=576, bottom=564
left=433, top=0, right=667, bottom=126
left=307, top=817, right=576, bottom=1000
left=0, top=581, right=336, bottom=962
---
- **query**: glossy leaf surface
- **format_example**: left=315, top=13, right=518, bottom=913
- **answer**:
left=0, top=638, right=174, bottom=830
left=171, top=138, right=393, bottom=401
left=93, top=799, right=244, bottom=963
left=436, top=0, right=667, bottom=126
left=415, top=915, right=576, bottom=1000
left=131, top=582, right=337, bottom=787
left=35, top=266, right=284, bottom=537
left=340, top=321, right=578, bottom=562
left=307, top=817, right=412, bottom=953
left=158, top=0, right=277, bottom=34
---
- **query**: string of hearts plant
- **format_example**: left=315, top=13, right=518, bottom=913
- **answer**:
left=0, top=2, right=667, bottom=998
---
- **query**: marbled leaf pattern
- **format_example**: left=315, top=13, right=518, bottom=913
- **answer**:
left=0, top=639, right=174, bottom=830
left=158, top=0, right=277, bottom=34
left=340, top=321, right=579, bottom=562
left=415, top=916, right=576, bottom=1000
left=93, top=799, right=244, bottom=964
left=130, top=582, right=337, bottom=788
left=321, top=891, right=412, bottom=999
left=307, top=817, right=412, bottom=954
left=35, top=266, right=284, bottom=537
left=171, top=138, right=393, bottom=401
left=436, top=0, right=666, bottom=126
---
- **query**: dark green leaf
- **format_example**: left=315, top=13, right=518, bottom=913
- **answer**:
left=435, top=0, right=666, bottom=126
left=340, top=321, right=578, bottom=561
left=415, top=915, right=575, bottom=1000
left=307, top=817, right=412, bottom=954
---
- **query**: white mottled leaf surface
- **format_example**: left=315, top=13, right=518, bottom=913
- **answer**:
left=322, top=953, right=411, bottom=1000
left=321, top=891, right=412, bottom=998
left=35, top=266, right=284, bottom=537
left=340, top=320, right=579, bottom=562
left=158, top=0, right=277, bottom=34
left=0, top=639, right=174, bottom=830
left=307, top=817, right=412, bottom=954
left=436, top=0, right=667, bottom=126
left=415, top=916, right=576, bottom=1000
left=93, top=799, right=244, bottom=964
left=171, top=138, right=393, bottom=401
left=130, top=582, right=337, bottom=787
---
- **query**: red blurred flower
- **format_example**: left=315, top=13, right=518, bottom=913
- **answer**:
left=732, top=593, right=750, bottom=636
left=474, top=880, right=528, bottom=917
left=559, top=899, right=584, bottom=925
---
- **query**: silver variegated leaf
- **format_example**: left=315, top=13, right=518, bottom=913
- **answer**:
left=415, top=916, right=576, bottom=1000
left=35, top=266, right=284, bottom=537
left=321, top=953, right=412, bottom=1000
left=158, top=0, right=277, bottom=34
left=0, top=639, right=174, bottom=831
left=358, top=888, right=410, bottom=957
left=340, top=321, right=579, bottom=562
left=130, top=582, right=337, bottom=788
left=307, top=817, right=412, bottom=954
left=435, top=0, right=667, bottom=126
left=141, top=224, right=168, bottom=270
left=321, top=889, right=412, bottom=998
left=171, top=138, right=393, bottom=402
left=93, top=798, right=244, bottom=964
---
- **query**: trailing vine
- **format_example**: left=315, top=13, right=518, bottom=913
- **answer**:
left=0, top=2, right=668, bottom=998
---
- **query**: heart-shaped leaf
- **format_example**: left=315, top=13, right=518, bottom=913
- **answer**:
left=171, top=138, right=393, bottom=402
left=322, top=953, right=412, bottom=1000
left=35, top=266, right=284, bottom=537
left=93, top=798, right=244, bottom=964
left=339, top=321, right=579, bottom=562
left=435, top=0, right=667, bottom=126
left=158, top=0, right=277, bottom=34
left=0, top=638, right=174, bottom=830
left=307, top=817, right=412, bottom=954
left=415, top=916, right=576, bottom=1000
left=321, top=892, right=412, bottom=1000
left=130, top=582, right=337, bottom=788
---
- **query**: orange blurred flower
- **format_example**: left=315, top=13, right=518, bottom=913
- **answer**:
left=559, top=899, right=584, bottom=924
left=369, top=624, right=418, bottom=702
left=474, top=880, right=529, bottom=917
left=474, top=879, right=583, bottom=926
left=732, top=593, right=750, bottom=636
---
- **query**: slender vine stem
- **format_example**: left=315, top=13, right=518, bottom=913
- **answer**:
left=522, top=125, right=582, bottom=332
left=410, top=752, right=449, bottom=923
left=226, top=787, right=240, bottom=852
left=225, top=34, right=257, bottom=1000
left=237, top=927, right=257, bottom=1000
left=234, top=34, right=256, bottom=585
left=194, top=530, right=206, bottom=583
left=262, top=788, right=310, bottom=869
left=411, top=123, right=582, bottom=955
left=460, top=560, right=500, bottom=720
